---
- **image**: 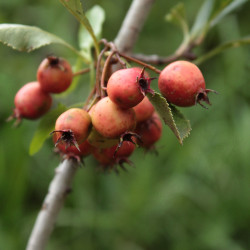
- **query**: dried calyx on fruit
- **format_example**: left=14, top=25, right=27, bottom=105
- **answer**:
left=53, top=133, right=93, bottom=163
left=158, top=60, right=217, bottom=108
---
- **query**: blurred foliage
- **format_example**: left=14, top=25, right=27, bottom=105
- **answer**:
left=0, top=0, right=250, bottom=249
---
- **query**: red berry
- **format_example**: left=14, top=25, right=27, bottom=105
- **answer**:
left=158, top=60, right=213, bottom=107
left=93, top=141, right=135, bottom=166
left=107, top=67, right=154, bottom=109
left=13, top=81, right=52, bottom=120
left=90, top=97, right=136, bottom=139
left=37, top=56, right=73, bottom=94
left=92, top=147, right=116, bottom=166
left=135, top=112, right=162, bottom=149
left=53, top=108, right=92, bottom=149
left=133, top=96, right=154, bottom=123
left=105, top=141, right=136, bottom=158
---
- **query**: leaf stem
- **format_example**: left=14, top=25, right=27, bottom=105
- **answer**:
left=100, top=50, right=116, bottom=97
left=194, top=38, right=250, bottom=65
left=73, top=68, right=90, bottom=77
left=95, top=46, right=109, bottom=97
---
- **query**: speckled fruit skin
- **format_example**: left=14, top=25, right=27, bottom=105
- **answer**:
left=90, top=97, right=136, bottom=139
left=158, top=60, right=206, bottom=107
left=54, top=108, right=92, bottom=144
left=133, top=96, right=154, bottom=123
left=107, top=68, right=149, bottom=109
left=37, top=56, right=73, bottom=94
left=135, top=112, right=162, bottom=148
left=53, top=134, right=93, bottom=157
left=93, top=141, right=135, bottom=166
left=109, top=141, right=135, bottom=158
left=14, top=81, right=52, bottom=119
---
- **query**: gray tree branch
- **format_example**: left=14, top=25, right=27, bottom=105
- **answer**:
left=114, top=0, right=156, bottom=53
left=26, top=160, right=78, bottom=250
left=26, top=0, right=156, bottom=249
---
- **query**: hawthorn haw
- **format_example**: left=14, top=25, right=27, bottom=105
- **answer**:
left=37, top=56, right=73, bottom=94
left=90, top=97, right=136, bottom=138
left=107, top=67, right=155, bottom=109
left=135, top=112, right=162, bottom=149
left=93, top=141, right=135, bottom=167
left=158, top=60, right=215, bottom=107
left=52, top=108, right=92, bottom=150
left=133, top=96, right=155, bottom=123
left=12, top=81, right=52, bottom=122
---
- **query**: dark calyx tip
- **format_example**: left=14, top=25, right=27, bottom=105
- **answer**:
left=195, top=88, right=217, bottom=109
left=51, top=129, right=81, bottom=152
left=113, top=132, right=141, bottom=158
left=137, top=67, right=156, bottom=95
left=47, top=56, right=60, bottom=66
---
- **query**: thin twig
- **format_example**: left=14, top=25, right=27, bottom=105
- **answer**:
left=73, top=68, right=90, bottom=77
left=131, top=53, right=182, bottom=65
left=119, top=52, right=161, bottom=74
left=95, top=46, right=109, bottom=97
left=100, top=50, right=116, bottom=97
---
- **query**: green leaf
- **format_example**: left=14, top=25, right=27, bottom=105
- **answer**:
left=147, top=92, right=191, bottom=144
left=29, top=104, right=67, bottom=155
left=195, top=36, right=250, bottom=65
left=190, top=0, right=214, bottom=38
left=60, top=0, right=100, bottom=56
left=165, top=3, right=189, bottom=39
left=0, top=24, right=86, bottom=59
left=169, top=104, right=192, bottom=141
left=209, top=0, right=248, bottom=28
left=78, top=5, right=105, bottom=56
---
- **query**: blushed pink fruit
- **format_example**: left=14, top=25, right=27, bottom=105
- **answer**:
left=53, top=108, right=92, bottom=149
left=135, top=112, right=162, bottom=149
left=158, top=60, right=214, bottom=107
left=37, top=56, right=73, bottom=94
left=93, top=141, right=135, bottom=166
left=90, top=97, right=136, bottom=139
left=107, top=67, right=154, bottom=109
left=13, top=81, right=52, bottom=121
left=133, top=96, right=154, bottom=123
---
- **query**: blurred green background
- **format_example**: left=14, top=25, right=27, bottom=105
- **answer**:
left=1, top=0, right=250, bottom=249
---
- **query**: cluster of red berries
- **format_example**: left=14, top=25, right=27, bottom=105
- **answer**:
left=11, top=55, right=213, bottom=170
left=11, top=56, right=73, bottom=123
left=52, top=67, right=163, bottom=169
